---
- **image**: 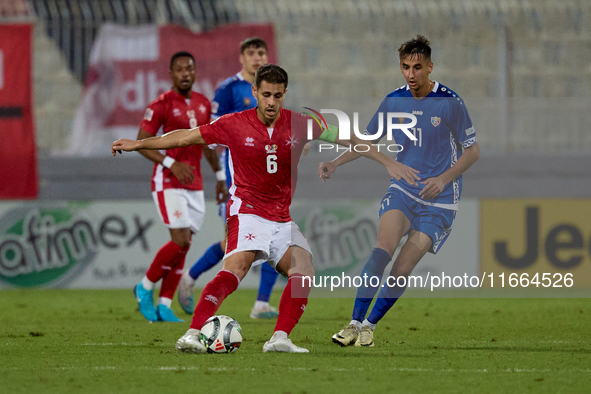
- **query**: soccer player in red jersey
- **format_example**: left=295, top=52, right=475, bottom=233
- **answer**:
left=113, top=64, right=415, bottom=352
left=132, top=51, right=227, bottom=323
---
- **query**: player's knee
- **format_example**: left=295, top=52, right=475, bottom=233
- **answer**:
left=177, top=240, right=192, bottom=249
left=287, top=259, right=314, bottom=278
left=375, top=241, right=397, bottom=257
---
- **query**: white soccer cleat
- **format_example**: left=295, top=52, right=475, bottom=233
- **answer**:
left=354, top=326, right=375, bottom=347
left=263, top=337, right=309, bottom=353
left=332, top=324, right=360, bottom=347
left=175, top=329, right=206, bottom=354
left=177, top=271, right=196, bottom=315
left=250, top=304, right=279, bottom=319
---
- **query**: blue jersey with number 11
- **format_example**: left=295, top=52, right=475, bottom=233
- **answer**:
left=366, top=82, right=477, bottom=210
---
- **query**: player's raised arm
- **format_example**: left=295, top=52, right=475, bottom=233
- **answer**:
left=111, top=127, right=206, bottom=156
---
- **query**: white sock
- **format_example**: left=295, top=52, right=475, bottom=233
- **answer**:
left=254, top=300, right=270, bottom=310
left=362, top=319, right=376, bottom=330
left=141, top=277, right=155, bottom=291
left=349, top=320, right=362, bottom=330
left=270, top=330, right=288, bottom=342
left=158, top=297, right=172, bottom=308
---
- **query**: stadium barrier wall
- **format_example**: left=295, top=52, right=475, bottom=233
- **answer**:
left=0, top=199, right=479, bottom=291
left=2, top=198, right=588, bottom=293
left=481, top=199, right=591, bottom=289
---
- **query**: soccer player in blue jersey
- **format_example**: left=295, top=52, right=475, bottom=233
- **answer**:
left=177, top=37, right=282, bottom=319
left=320, top=35, right=480, bottom=347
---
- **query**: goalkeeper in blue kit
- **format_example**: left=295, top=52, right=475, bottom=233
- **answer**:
left=319, top=35, right=480, bottom=347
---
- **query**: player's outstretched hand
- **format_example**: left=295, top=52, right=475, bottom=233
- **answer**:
left=419, top=176, right=446, bottom=200
left=170, top=162, right=196, bottom=185
left=111, top=139, right=140, bottom=156
left=387, top=161, right=420, bottom=186
left=318, top=161, right=337, bottom=182
left=216, top=181, right=229, bottom=204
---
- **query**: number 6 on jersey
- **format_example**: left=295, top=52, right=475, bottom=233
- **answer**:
left=266, top=154, right=277, bottom=174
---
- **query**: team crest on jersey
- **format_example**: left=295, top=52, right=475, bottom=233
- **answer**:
left=144, top=108, right=154, bottom=121
left=245, top=137, right=255, bottom=147
left=198, top=104, right=207, bottom=114
left=244, top=98, right=251, bottom=107
left=211, top=101, right=219, bottom=114
left=431, top=116, right=441, bottom=127
left=265, top=144, right=278, bottom=153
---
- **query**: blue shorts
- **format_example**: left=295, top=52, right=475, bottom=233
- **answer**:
left=378, top=188, right=456, bottom=254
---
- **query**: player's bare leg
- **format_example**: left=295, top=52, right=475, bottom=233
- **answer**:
left=333, top=210, right=410, bottom=346
left=176, top=251, right=254, bottom=354
left=263, top=246, right=314, bottom=353
left=356, top=230, right=431, bottom=347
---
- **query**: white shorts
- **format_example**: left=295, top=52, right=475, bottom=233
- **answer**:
left=152, top=189, right=205, bottom=234
left=225, top=214, right=312, bottom=268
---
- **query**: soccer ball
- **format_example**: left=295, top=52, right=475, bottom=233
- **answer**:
left=200, top=315, right=242, bottom=354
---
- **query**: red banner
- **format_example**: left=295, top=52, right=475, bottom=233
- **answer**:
left=68, top=23, right=276, bottom=155
left=0, top=24, right=37, bottom=198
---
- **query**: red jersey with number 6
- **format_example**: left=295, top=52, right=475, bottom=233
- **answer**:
left=140, top=90, right=211, bottom=191
left=199, top=108, right=322, bottom=222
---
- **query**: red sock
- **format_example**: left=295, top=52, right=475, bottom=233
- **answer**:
left=190, top=270, right=240, bottom=330
left=274, top=274, right=311, bottom=335
left=158, top=245, right=189, bottom=300
left=146, top=241, right=185, bottom=283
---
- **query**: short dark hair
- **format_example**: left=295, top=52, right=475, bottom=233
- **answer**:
left=398, top=35, right=432, bottom=62
left=170, top=51, right=195, bottom=69
left=240, top=37, right=267, bottom=54
left=254, top=64, right=288, bottom=88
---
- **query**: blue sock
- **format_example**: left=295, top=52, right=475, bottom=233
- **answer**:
left=256, top=262, right=279, bottom=302
left=367, top=283, right=407, bottom=325
left=188, top=242, right=224, bottom=280
left=352, top=248, right=392, bottom=322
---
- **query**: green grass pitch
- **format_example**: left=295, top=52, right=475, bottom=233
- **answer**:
left=1, top=288, right=589, bottom=393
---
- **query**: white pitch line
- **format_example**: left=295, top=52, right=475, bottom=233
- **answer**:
left=6, top=366, right=591, bottom=373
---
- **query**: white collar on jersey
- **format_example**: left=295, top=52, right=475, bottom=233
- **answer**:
left=405, top=81, right=440, bottom=92
left=236, top=71, right=245, bottom=81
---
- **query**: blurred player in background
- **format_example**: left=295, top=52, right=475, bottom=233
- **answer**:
left=322, top=36, right=480, bottom=347
left=113, top=64, right=405, bottom=353
left=177, top=37, right=282, bottom=320
left=133, top=51, right=227, bottom=323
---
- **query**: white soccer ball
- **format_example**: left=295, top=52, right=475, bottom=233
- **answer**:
left=200, top=315, right=242, bottom=354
